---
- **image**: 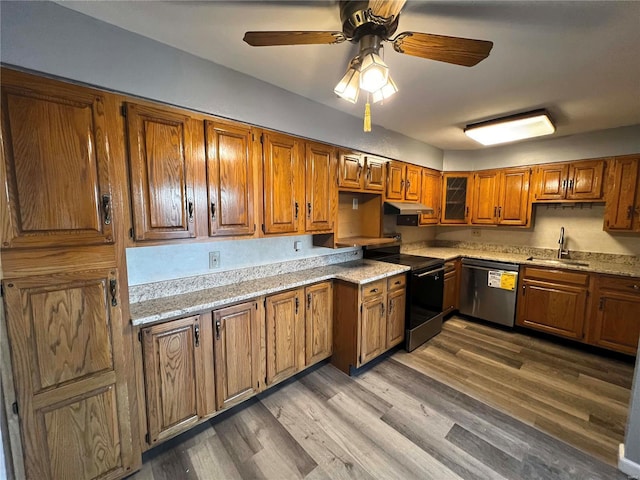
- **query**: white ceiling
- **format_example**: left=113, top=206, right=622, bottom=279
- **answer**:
left=57, top=1, right=640, bottom=150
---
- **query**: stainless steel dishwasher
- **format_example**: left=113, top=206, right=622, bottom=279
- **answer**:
left=459, top=258, right=519, bottom=327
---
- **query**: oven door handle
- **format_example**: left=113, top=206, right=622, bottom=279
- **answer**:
left=415, top=267, right=445, bottom=278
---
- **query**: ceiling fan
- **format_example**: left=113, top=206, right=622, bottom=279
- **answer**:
left=243, top=0, right=493, bottom=130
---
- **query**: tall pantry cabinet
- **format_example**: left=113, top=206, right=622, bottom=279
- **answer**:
left=0, top=69, right=140, bottom=479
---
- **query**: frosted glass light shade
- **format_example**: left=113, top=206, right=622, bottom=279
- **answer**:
left=372, top=76, right=398, bottom=103
left=464, top=111, right=555, bottom=146
left=359, top=52, right=389, bottom=93
left=334, top=67, right=360, bottom=103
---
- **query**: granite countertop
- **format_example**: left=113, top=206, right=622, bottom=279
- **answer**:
left=130, top=260, right=409, bottom=326
left=405, top=247, right=640, bottom=278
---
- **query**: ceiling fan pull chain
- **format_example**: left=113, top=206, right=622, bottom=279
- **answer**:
left=364, top=93, right=372, bottom=132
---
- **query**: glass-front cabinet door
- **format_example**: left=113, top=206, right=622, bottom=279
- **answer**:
left=441, top=173, right=472, bottom=224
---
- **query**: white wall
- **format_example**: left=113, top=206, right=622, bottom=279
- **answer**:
left=0, top=0, right=443, bottom=169
left=436, top=204, right=640, bottom=256
left=444, top=125, right=640, bottom=171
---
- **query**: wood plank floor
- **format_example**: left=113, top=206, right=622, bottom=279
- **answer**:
left=129, top=316, right=634, bottom=480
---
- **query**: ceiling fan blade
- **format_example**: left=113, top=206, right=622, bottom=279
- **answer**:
left=243, top=31, right=347, bottom=46
left=368, top=0, right=407, bottom=19
left=393, top=32, right=493, bottom=67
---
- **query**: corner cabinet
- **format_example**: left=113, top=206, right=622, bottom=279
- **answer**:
left=0, top=69, right=116, bottom=249
left=332, top=274, right=406, bottom=374
left=2, top=269, right=137, bottom=480
left=126, top=102, right=196, bottom=241
left=141, top=314, right=215, bottom=445
left=441, top=173, right=472, bottom=224
left=205, top=120, right=257, bottom=237
left=604, top=154, right=640, bottom=232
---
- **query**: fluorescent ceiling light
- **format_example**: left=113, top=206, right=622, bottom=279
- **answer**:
left=464, top=110, right=555, bottom=146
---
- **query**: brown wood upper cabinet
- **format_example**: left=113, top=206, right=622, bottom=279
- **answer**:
left=213, top=300, right=263, bottom=410
left=419, top=168, right=442, bottom=225
left=337, top=151, right=385, bottom=192
left=386, top=161, right=421, bottom=201
left=532, top=159, right=605, bottom=202
left=604, top=154, right=640, bottom=232
left=471, top=167, right=531, bottom=226
left=441, top=172, right=473, bottom=224
left=126, top=102, right=196, bottom=241
left=2, top=268, right=136, bottom=479
left=141, top=314, right=215, bottom=445
left=305, top=141, right=336, bottom=232
left=205, top=120, right=256, bottom=236
left=0, top=69, right=115, bottom=249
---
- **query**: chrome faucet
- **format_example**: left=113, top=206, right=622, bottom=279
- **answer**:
left=557, top=227, right=569, bottom=259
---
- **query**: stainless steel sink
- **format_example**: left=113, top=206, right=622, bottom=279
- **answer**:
left=526, top=257, right=590, bottom=267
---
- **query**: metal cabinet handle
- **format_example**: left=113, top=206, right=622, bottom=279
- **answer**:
left=381, top=303, right=385, bottom=316
left=187, top=198, right=194, bottom=222
left=629, top=284, right=640, bottom=291
left=307, top=293, right=312, bottom=309
left=295, top=202, right=299, bottom=220
left=211, top=202, right=216, bottom=220
left=498, top=206, right=502, bottom=218
left=627, top=206, right=634, bottom=219
left=366, top=166, right=371, bottom=181
left=370, top=288, right=379, bottom=294
left=194, top=324, right=200, bottom=347
left=569, top=179, right=574, bottom=190
left=357, top=163, right=363, bottom=180
left=406, top=180, right=411, bottom=190
left=109, top=279, right=118, bottom=306
left=215, top=319, right=221, bottom=340
left=562, top=179, right=567, bottom=189
left=102, top=194, right=112, bottom=225
left=307, top=202, right=312, bottom=218
left=465, top=206, right=469, bottom=218
left=389, top=299, right=394, bottom=315
left=295, top=297, right=299, bottom=315
left=394, top=280, right=401, bottom=285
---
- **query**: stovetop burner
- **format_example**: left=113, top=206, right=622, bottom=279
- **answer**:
left=363, top=245, right=444, bottom=271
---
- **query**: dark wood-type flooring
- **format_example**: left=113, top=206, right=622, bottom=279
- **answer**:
left=130, top=316, right=635, bottom=480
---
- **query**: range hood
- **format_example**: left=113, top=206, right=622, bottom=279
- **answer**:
left=384, top=201, right=434, bottom=215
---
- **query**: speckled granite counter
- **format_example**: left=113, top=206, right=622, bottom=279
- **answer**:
left=130, top=260, right=409, bottom=326
left=403, top=246, right=640, bottom=278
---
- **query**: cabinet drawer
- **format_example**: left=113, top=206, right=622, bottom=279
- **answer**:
left=522, top=266, right=590, bottom=286
left=362, top=279, right=385, bottom=299
left=598, top=275, right=640, bottom=294
left=387, top=275, right=406, bottom=292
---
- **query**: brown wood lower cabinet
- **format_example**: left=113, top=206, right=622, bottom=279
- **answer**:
left=305, top=282, right=333, bottom=365
left=589, top=275, right=640, bottom=355
left=443, top=260, right=460, bottom=314
left=2, top=268, right=136, bottom=480
left=141, top=314, right=215, bottom=445
left=332, top=274, right=406, bottom=374
left=516, top=267, right=638, bottom=355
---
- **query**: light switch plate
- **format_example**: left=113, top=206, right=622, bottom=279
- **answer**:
left=352, top=198, right=358, bottom=210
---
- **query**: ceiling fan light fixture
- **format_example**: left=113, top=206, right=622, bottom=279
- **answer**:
left=464, top=110, right=555, bottom=146
left=372, top=76, right=398, bottom=103
left=359, top=52, right=389, bottom=93
left=334, top=66, right=360, bottom=103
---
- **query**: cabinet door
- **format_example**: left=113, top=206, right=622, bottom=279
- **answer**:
left=360, top=296, right=386, bottom=365
left=263, top=132, right=301, bottom=234
left=305, top=282, right=333, bottom=366
left=205, top=120, right=255, bottom=236
left=385, top=161, right=405, bottom=200
left=604, top=156, right=640, bottom=231
left=517, top=279, right=588, bottom=339
left=566, top=160, right=605, bottom=200
left=142, top=315, right=214, bottom=445
left=591, top=290, right=640, bottom=355
left=441, top=173, right=471, bottom=224
left=363, top=156, right=385, bottom=192
left=126, top=102, right=195, bottom=241
left=471, top=171, right=499, bottom=224
left=0, top=69, right=114, bottom=249
left=386, top=289, right=406, bottom=348
left=498, top=168, right=531, bottom=226
left=265, top=289, right=304, bottom=385
left=213, top=301, right=261, bottom=410
left=305, top=142, right=336, bottom=232
left=338, top=151, right=363, bottom=189
left=404, top=164, right=422, bottom=202
left=533, top=163, right=569, bottom=201
left=3, top=269, right=135, bottom=480
left=420, top=168, right=441, bottom=225
left=443, top=269, right=458, bottom=314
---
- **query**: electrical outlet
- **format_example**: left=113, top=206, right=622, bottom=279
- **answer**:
left=209, top=251, right=220, bottom=269
left=471, top=229, right=481, bottom=237
left=352, top=198, right=358, bottom=210
left=294, top=241, right=302, bottom=251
